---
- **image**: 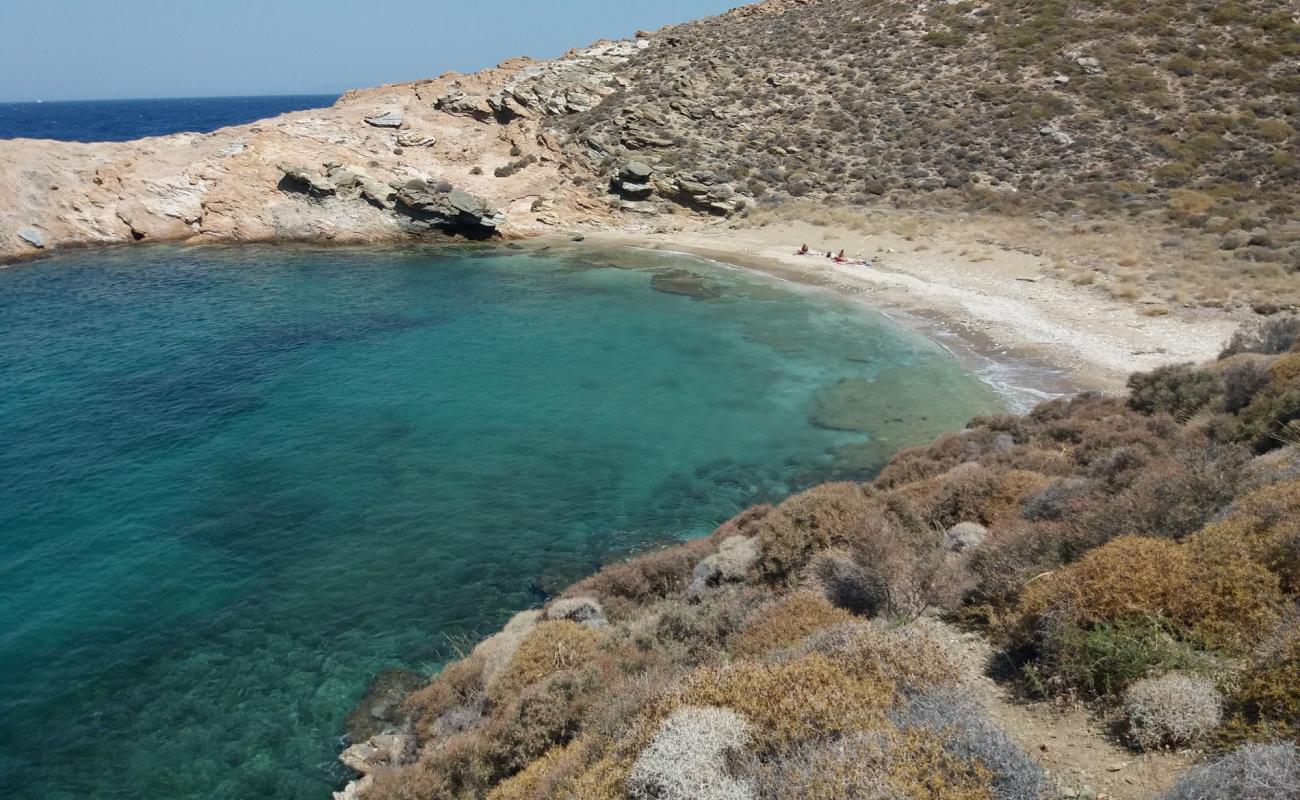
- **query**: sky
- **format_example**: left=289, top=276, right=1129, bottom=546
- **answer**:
left=0, top=0, right=742, bottom=102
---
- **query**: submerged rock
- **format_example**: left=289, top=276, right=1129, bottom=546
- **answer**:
left=650, top=268, right=722, bottom=299
left=343, top=668, right=426, bottom=742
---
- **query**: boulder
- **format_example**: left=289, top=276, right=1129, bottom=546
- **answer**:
left=620, top=161, right=654, bottom=182
left=276, top=163, right=336, bottom=196
left=435, top=90, right=493, bottom=119
left=17, top=226, right=46, bottom=248
left=1039, top=125, right=1075, bottom=147
left=617, top=181, right=654, bottom=199
left=396, top=132, right=436, bottom=148
left=333, top=775, right=373, bottom=800
left=394, top=181, right=505, bottom=231
left=544, top=596, right=608, bottom=628
left=363, top=111, right=404, bottom=129
left=688, top=535, right=758, bottom=597
left=1074, top=55, right=1103, bottom=74
left=339, top=732, right=415, bottom=775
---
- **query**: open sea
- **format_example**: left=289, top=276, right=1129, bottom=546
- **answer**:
left=0, top=241, right=1003, bottom=799
left=0, top=95, right=338, bottom=142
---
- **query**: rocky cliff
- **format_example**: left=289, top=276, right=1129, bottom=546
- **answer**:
left=6, top=0, right=1296, bottom=276
left=0, top=42, right=647, bottom=261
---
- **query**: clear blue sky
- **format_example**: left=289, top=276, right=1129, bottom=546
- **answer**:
left=0, top=1, right=742, bottom=102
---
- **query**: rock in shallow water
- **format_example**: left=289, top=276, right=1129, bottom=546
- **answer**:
left=649, top=269, right=722, bottom=299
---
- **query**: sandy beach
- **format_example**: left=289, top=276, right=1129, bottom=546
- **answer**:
left=584, top=219, right=1241, bottom=398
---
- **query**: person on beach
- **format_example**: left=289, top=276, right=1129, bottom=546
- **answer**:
left=798, top=243, right=809, bottom=255
left=836, top=249, right=845, bottom=261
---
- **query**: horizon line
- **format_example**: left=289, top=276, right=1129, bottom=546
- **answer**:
left=0, top=91, right=345, bottom=105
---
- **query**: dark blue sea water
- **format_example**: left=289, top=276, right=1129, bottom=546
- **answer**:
left=0, top=242, right=1001, bottom=799
left=0, top=95, right=338, bottom=142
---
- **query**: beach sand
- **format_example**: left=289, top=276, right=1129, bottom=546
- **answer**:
left=581, top=220, right=1239, bottom=398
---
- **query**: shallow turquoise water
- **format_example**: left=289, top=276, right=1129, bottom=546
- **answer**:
left=0, top=243, right=1001, bottom=799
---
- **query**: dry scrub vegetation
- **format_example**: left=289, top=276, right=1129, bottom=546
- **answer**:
left=340, top=315, right=1300, bottom=799
left=548, top=0, right=1299, bottom=307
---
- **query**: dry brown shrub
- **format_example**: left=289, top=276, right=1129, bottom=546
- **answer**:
left=487, top=737, right=596, bottom=800
left=929, top=464, right=1052, bottom=527
left=490, top=621, right=606, bottom=704
left=755, top=481, right=875, bottom=579
left=366, top=730, right=499, bottom=800
left=1017, top=535, right=1283, bottom=653
left=1221, top=626, right=1300, bottom=745
left=887, top=728, right=995, bottom=800
left=729, top=591, right=855, bottom=658
left=1183, top=532, right=1286, bottom=653
left=639, top=585, right=773, bottom=665
left=673, top=654, right=896, bottom=754
left=967, top=520, right=1069, bottom=623
left=1194, top=479, right=1300, bottom=592
left=710, top=504, right=773, bottom=543
left=402, top=654, right=487, bottom=739
left=564, top=538, right=715, bottom=620
left=790, top=621, right=963, bottom=694
left=743, top=728, right=994, bottom=800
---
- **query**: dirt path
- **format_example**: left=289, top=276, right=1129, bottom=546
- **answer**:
left=920, top=618, right=1194, bottom=800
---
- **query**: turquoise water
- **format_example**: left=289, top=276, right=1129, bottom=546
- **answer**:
left=0, top=243, right=1001, bottom=799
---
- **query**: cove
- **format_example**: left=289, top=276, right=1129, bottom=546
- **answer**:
left=0, top=243, right=1001, bottom=799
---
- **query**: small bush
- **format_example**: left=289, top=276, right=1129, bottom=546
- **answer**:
left=1016, top=535, right=1282, bottom=655
left=1223, top=358, right=1275, bottom=413
left=791, top=621, right=963, bottom=695
left=1033, top=616, right=1209, bottom=698
left=1234, top=354, right=1300, bottom=452
left=1193, top=479, right=1300, bottom=592
left=674, top=654, right=895, bottom=754
left=1128, top=364, right=1221, bottom=417
left=755, top=482, right=874, bottom=579
left=729, top=591, right=854, bottom=658
left=1016, top=536, right=1195, bottom=632
left=1161, top=742, right=1300, bottom=800
left=1222, top=317, right=1300, bottom=358
left=495, top=154, right=538, bottom=178
left=490, top=621, right=605, bottom=703
left=805, top=548, right=888, bottom=615
left=1123, top=672, right=1224, bottom=750
left=566, top=538, right=715, bottom=619
left=892, top=690, right=1048, bottom=800
left=627, top=707, right=753, bottom=800
left=1221, top=628, right=1300, bottom=745
left=741, top=728, right=994, bottom=800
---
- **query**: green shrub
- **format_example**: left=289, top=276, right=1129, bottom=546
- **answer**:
left=1127, top=363, right=1221, bottom=417
left=1032, top=616, right=1208, bottom=698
